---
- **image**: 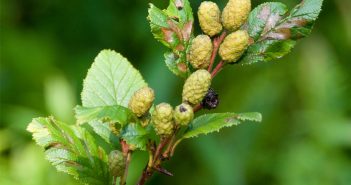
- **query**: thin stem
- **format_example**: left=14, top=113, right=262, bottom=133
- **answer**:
left=113, top=176, right=117, bottom=185
left=208, top=31, right=227, bottom=72
left=120, top=152, right=132, bottom=185
left=147, top=150, right=153, bottom=168
left=170, top=139, right=182, bottom=157
left=137, top=137, right=171, bottom=185
left=162, top=129, right=178, bottom=159
left=137, top=166, right=151, bottom=185
left=152, top=137, right=171, bottom=164
left=120, top=140, right=129, bottom=154
left=211, top=60, right=225, bottom=78
left=193, top=104, right=203, bottom=112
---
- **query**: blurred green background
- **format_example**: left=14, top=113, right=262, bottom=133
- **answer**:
left=1, top=0, right=351, bottom=184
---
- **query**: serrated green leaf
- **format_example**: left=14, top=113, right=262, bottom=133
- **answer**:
left=120, top=123, right=149, bottom=151
left=81, top=49, right=147, bottom=108
left=289, top=0, right=323, bottom=20
left=74, top=105, right=136, bottom=126
left=269, top=0, right=324, bottom=40
left=236, top=112, right=263, bottom=122
left=27, top=117, right=111, bottom=185
left=258, top=0, right=323, bottom=41
left=240, top=40, right=296, bottom=65
left=181, top=112, right=262, bottom=140
left=241, top=0, right=323, bottom=65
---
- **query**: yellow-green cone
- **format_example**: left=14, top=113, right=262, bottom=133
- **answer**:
left=108, top=150, right=125, bottom=177
left=128, top=86, right=154, bottom=117
left=198, top=1, right=223, bottom=37
left=174, top=103, right=194, bottom=126
left=219, top=30, right=249, bottom=62
left=188, top=35, right=213, bottom=69
left=182, top=69, right=212, bottom=105
left=152, top=103, right=174, bottom=135
left=221, top=0, right=251, bottom=31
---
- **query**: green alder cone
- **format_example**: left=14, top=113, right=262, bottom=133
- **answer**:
left=222, top=0, right=251, bottom=31
left=152, top=103, right=174, bottom=135
left=128, top=86, right=155, bottom=117
left=219, top=30, right=249, bottom=62
left=182, top=69, right=212, bottom=105
left=108, top=150, right=126, bottom=177
left=174, top=103, right=194, bottom=126
left=198, top=1, right=223, bottom=37
left=188, top=35, right=213, bottom=69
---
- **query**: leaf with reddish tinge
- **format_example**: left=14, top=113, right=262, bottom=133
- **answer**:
left=241, top=0, right=323, bottom=65
left=247, top=2, right=288, bottom=41
left=148, top=0, right=194, bottom=78
left=164, top=52, right=190, bottom=78
left=148, top=4, right=180, bottom=48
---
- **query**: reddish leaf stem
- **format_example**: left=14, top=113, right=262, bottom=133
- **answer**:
left=193, top=104, right=203, bottom=113
left=137, top=137, right=171, bottom=185
left=208, top=31, right=227, bottom=72
left=152, top=137, right=171, bottom=164
left=211, top=60, right=225, bottom=78
left=120, top=152, right=132, bottom=185
left=120, top=140, right=129, bottom=155
left=162, top=132, right=177, bottom=160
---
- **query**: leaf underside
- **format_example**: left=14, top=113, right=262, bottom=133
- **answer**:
left=74, top=105, right=136, bottom=126
left=79, top=50, right=148, bottom=149
left=81, top=49, right=147, bottom=107
left=27, top=117, right=111, bottom=185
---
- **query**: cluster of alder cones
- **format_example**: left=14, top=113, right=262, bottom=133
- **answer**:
left=128, top=0, right=251, bottom=137
left=109, top=0, right=252, bottom=179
